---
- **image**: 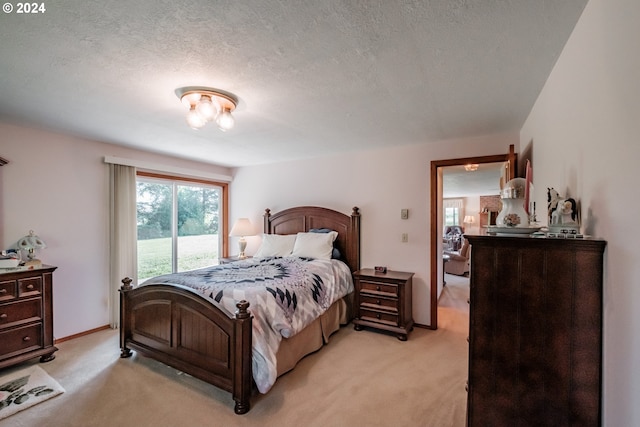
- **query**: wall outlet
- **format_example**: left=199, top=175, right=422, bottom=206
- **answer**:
left=401, top=233, right=408, bottom=242
left=401, top=209, right=409, bottom=219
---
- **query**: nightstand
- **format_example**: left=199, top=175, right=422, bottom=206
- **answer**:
left=0, top=265, right=58, bottom=369
left=352, top=268, right=414, bottom=341
left=218, top=256, right=252, bottom=264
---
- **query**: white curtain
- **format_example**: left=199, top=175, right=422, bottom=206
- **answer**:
left=109, top=164, right=137, bottom=328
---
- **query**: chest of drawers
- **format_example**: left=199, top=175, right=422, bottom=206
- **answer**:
left=465, top=236, right=606, bottom=426
left=352, top=269, right=414, bottom=341
left=0, top=265, right=57, bottom=369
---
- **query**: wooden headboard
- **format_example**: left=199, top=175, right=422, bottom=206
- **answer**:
left=263, top=206, right=361, bottom=272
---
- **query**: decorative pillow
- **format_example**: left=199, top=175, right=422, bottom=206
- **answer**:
left=291, top=231, right=338, bottom=260
left=309, top=228, right=342, bottom=259
left=254, top=234, right=297, bottom=257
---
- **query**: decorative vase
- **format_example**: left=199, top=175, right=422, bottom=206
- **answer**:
left=496, top=178, right=529, bottom=227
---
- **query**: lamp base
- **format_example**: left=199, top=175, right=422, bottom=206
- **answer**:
left=238, top=239, right=247, bottom=260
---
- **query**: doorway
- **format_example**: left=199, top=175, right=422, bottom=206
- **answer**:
left=429, top=145, right=516, bottom=329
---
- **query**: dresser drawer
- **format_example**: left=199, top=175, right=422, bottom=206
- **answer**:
left=359, top=295, right=398, bottom=312
left=0, top=298, right=42, bottom=329
left=0, top=280, right=17, bottom=302
left=0, top=323, right=43, bottom=359
left=359, top=280, right=399, bottom=297
left=359, top=308, right=399, bottom=326
left=18, top=277, right=42, bottom=297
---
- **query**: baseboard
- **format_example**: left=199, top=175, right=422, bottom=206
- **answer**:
left=54, top=324, right=111, bottom=344
left=413, top=322, right=436, bottom=330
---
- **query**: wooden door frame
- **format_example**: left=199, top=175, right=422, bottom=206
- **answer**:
left=429, top=145, right=516, bottom=329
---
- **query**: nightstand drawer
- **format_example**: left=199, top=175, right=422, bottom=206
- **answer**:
left=0, top=323, right=43, bottom=359
left=359, top=308, right=399, bottom=326
left=19, top=277, right=42, bottom=297
left=359, top=295, right=398, bottom=312
left=0, top=298, right=42, bottom=329
left=0, top=280, right=17, bottom=302
left=359, top=280, right=398, bottom=297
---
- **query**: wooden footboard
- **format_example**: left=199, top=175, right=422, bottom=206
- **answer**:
left=119, top=277, right=253, bottom=414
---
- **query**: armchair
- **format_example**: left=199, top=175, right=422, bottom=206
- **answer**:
left=444, top=239, right=470, bottom=276
left=443, top=226, right=465, bottom=251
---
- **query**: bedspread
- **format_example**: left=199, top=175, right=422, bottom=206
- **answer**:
left=142, top=256, right=354, bottom=393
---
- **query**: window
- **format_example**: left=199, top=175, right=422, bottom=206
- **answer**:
left=136, top=173, right=227, bottom=282
left=443, top=198, right=464, bottom=226
left=444, top=207, right=460, bottom=226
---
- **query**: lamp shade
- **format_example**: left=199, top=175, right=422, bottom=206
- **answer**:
left=229, top=218, right=253, bottom=237
left=17, top=230, right=47, bottom=251
left=463, top=215, right=475, bottom=224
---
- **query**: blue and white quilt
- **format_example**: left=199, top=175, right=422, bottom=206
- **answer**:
left=143, top=256, right=353, bottom=393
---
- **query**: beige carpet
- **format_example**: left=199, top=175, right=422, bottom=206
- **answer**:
left=3, top=276, right=469, bottom=427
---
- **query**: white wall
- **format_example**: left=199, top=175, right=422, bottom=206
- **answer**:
left=520, top=0, right=640, bottom=424
left=230, top=132, right=517, bottom=326
left=0, top=122, right=232, bottom=339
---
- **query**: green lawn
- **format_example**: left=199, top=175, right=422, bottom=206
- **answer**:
left=138, top=234, right=219, bottom=282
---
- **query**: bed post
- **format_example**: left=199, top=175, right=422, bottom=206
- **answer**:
left=350, top=207, right=361, bottom=271
left=263, top=208, right=271, bottom=233
left=119, top=277, right=134, bottom=358
left=233, top=300, right=252, bottom=415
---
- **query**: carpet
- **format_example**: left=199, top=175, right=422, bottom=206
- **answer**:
left=0, top=365, right=65, bottom=421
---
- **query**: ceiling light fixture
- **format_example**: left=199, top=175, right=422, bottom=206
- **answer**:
left=175, top=86, right=238, bottom=132
left=464, top=164, right=479, bottom=172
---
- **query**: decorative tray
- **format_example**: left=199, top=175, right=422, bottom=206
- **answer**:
left=487, top=226, right=542, bottom=235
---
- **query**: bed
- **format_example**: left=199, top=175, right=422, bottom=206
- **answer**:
left=119, top=206, right=361, bottom=414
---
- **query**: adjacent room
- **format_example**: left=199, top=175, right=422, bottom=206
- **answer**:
left=1, top=0, right=638, bottom=426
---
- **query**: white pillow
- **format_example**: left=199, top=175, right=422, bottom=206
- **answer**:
left=291, top=231, right=338, bottom=260
left=254, top=234, right=297, bottom=257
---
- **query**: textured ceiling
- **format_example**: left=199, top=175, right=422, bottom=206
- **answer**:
left=443, top=162, right=504, bottom=198
left=0, top=0, right=588, bottom=167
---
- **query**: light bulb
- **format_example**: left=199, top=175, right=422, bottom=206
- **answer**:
left=186, top=105, right=206, bottom=129
left=195, top=95, right=217, bottom=121
left=216, top=108, right=235, bottom=131
left=181, top=92, right=201, bottom=108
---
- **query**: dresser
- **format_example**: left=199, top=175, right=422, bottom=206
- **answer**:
left=0, top=265, right=57, bottom=369
left=465, top=235, right=606, bottom=426
left=352, top=269, right=414, bottom=341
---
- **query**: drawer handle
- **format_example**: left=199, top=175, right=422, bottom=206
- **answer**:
left=376, top=286, right=381, bottom=291
left=27, top=284, right=34, bottom=290
left=376, top=300, right=381, bottom=305
left=376, top=313, right=381, bottom=319
left=23, top=336, right=31, bottom=342
left=0, top=313, right=7, bottom=319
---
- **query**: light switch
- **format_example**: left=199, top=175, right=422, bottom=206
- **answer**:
left=401, top=209, right=409, bottom=219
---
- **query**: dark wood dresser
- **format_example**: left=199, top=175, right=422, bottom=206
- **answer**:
left=465, top=235, right=606, bottom=426
left=0, top=265, right=57, bottom=369
left=352, top=269, right=414, bottom=341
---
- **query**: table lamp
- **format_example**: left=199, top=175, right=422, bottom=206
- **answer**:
left=17, top=229, right=47, bottom=268
left=229, top=218, right=253, bottom=259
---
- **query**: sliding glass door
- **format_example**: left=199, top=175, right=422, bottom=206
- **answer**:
left=136, top=176, right=222, bottom=282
